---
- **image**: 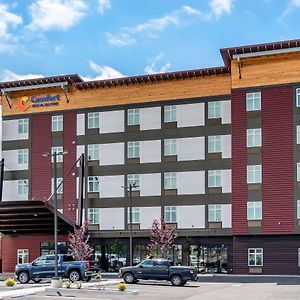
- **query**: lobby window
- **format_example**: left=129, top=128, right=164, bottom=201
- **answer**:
left=164, top=105, right=177, bottom=123
left=248, top=248, right=263, bottom=266
left=18, top=119, right=29, bottom=134
left=18, top=149, right=28, bottom=164
left=127, top=174, right=140, bottom=190
left=52, top=115, right=63, bottom=132
left=17, top=249, right=29, bottom=264
left=164, top=139, right=177, bottom=156
left=208, top=170, right=222, bottom=188
left=128, top=109, right=140, bottom=126
left=208, top=136, right=221, bottom=153
left=88, top=176, right=99, bottom=193
left=297, top=200, right=300, bottom=219
left=247, top=128, right=261, bottom=147
left=18, top=179, right=28, bottom=196
left=128, top=207, right=140, bottom=224
left=164, top=206, right=177, bottom=223
left=247, top=165, right=262, bottom=184
left=208, top=204, right=222, bottom=222
left=208, top=101, right=221, bottom=119
left=246, top=92, right=261, bottom=111
left=51, top=147, right=63, bottom=163
left=128, top=141, right=140, bottom=158
left=87, top=208, right=100, bottom=224
left=88, top=144, right=100, bottom=161
left=164, top=172, right=177, bottom=190
left=51, top=178, right=63, bottom=194
left=247, top=201, right=262, bottom=220
left=88, top=112, right=100, bottom=129
left=296, top=88, right=300, bottom=107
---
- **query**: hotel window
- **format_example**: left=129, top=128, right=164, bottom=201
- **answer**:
left=247, top=128, right=261, bottom=147
left=164, top=172, right=177, bottom=190
left=128, top=141, right=140, bottom=158
left=88, top=144, right=100, bottom=161
left=247, top=165, right=262, bottom=184
left=208, top=136, right=221, bottom=153
left=208, top=101, right=221, bottom=119
left=164, top=139, right=177, bottom=156
left=17, top=249, right=29, bottom=264
left=88, top=176, right=99, bottom=193
left=18, top=149, right=28, bottom=164
left=164, top=206, right=177, bottom=223
left=18, top=180, right=28, bottom=196
left=164, top=105, right=177, bottom=123
left=208, top=204, right=222, bottom=222
left=51, top=178, right=63, bottom=194
left=127, top=174, right=140, bottom=190
left=297, top=126, right=300, bottom=144
left=208, top=170, right=222, bottom=188
left=18, top=119, right=29, bottom=134
left=87, top=208, right=100, bottom=224
left=247, top=201, right=262, bottom=220
left=51, top=147, right=63, bottom=163
left=128, top=207, right=140, bottom=224
left=298, top=248, right=300, bottom=266
left=248, top=248, right=263, bottom=266
left=296, top=88, right=300, bottom=107
left=52, top=115, right=63, bottom=132
left=88, top=112, right=100, bottom=129
left=128, top=109, right=140, bottom=126
left=297, top=200, right=300, bottom=219
left=246, top=92, right=261, bottom=111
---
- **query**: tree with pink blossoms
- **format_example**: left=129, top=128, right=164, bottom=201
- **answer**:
left=68, top=221, right=94, bottom=261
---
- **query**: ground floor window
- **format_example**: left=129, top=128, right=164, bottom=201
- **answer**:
left=40, top=242, right=67, bottom=256
left=248, top=248, right=263, bottom=266
left=17, top=249, right=29, bottom=264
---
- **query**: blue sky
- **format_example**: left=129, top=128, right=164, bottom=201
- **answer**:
left=0, top=0, right=299, bottom=82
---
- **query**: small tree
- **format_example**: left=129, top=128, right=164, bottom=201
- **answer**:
left=68, top=221, right=94, bottom=260
left=149, top=218, right=177, bottom=258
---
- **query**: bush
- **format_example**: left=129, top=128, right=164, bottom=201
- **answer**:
left=4, top=278, right=15, bottom=287
left=64, top=280, right=72, bottom=288
left=95, top=273, right=102, bottom=280
left=76, top=281, right=82, bottom=289
left=118, top=282, right=127, bottom=291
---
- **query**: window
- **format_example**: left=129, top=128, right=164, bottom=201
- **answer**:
left=247, top=165, right=262, bottom=184
left=128, top=207, right=140, bottom=224
left=208, top=204, right=222, bottom=222
left=164, top=105, right=177, bottom=123
left=208, top=170, right=222, bottom=188
left=298, top=163, right=300, bottom=182
left=18, top=119, right=29, bottom=134
left=128, top=141, right=140, bottom=158
left=18, top=149, right=28, bottom=164
left=88, top=144, right=100, bottom=161
left=51, top=178, right=63, bottom=194
left=208, top=101, right=221, bottom=119
left=128, top=109, right=140, bottom=126
left=247, top=128, right=261, bottom=147
left=127, top=174, right=140, bottom=190
left=88, top=208, right=100, bottom=224
left=208, top=136, right=221, bottom=153
left=297, top=126, right=300, bottom=144
left=88, top=176, right=99, bottom=193
left=297, top=200, right=300, bottom=219
left=164, top=172, right=177, bottom=190
left=18, top=180, right=28, bottom=196
left=141, top=260, right=155, bottom=268
left=248, top=248, right=263, bottom=266
left=296, top=88, right=300, bottom=107
left=246, top=92, right=261, bottom=111
left=88, top=112, right=100, bottom=129
left=298, top=248, right=300, bottom=266
left=247, top=201, right=262, bottom=220
left=17, top=249, right=29, bottom=264
left=52, top=115, right=63, bottom=132
left=164, top=206, right=177, bottom=223
left=164, top=139, right=177, bottom=156
left=51, top=147, right=63, bottom=163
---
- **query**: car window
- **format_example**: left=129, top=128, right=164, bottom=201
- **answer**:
left=153, top=260, right=169, bottom=267
left=63, top=255, right=75, bottom=262
left=46, top=256, right=55, bottom=263
left=34, top=256, right=47, bottom=265
left=141, top=260, right=154, bottom=268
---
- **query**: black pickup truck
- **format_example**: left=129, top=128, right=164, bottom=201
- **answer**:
left=120, top=259, right=197, bottom=286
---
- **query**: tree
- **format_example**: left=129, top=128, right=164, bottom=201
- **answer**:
left=149, top=218, right=178, bottom=258
left=68, top=221, right=94, bottom=260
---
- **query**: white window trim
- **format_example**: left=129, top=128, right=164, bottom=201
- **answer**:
left=247, top=165, right=262, bottom=184
left=208, top=136, right=221, bottom=153
left=128, top=207, right=140, bottom=224
left=247, top=201, right=262, bottom=220
left=51, top=147, right=64, bottom=163
left=164, top=206, right=177, bottom=223
left=18, top=119, right=29, bottom=134
left=248, top=248, right=263, bottom=267
left=88, top=144, right=100, bottom=161
left=88, top=112, right=100, bottom=129
left=247, top=128, right=262, bottom=148
left=208, top=101, right=221, bottom=119
left=18, top=149, right=28, bottom=165
left=208, top=204, right=222, bottom=222
left=18, top=179, right=28, bottom=196
left=88, top=176, right=100, bottom=193
left=164, top=106, right=177, bottom=123
left=246, top=92, right=261, bottom=111
left=127, top=174, right=140, bottom=191
left=128, top=109, right=140, bottom=126
left=17, top=249, right=29, bottom=264
left=296, top=88, right=300, bottom=107
left=164, top=139, right=177, bottom=156
left=87, top=208, right=100, bottom=224
left=164, top=172, right=177, bottom=190
left=208, top=170, right=222, bottom=188
left=52, top=115, right=63, bottom=132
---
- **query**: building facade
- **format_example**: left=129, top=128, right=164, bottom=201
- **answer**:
left=1, top=39, right=300, bottom=274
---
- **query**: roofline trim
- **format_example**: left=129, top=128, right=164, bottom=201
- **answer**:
left=1, top=81, right=68, bottom=93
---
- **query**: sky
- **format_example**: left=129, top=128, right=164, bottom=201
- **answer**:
left=0, top=0, right=299, bottom=83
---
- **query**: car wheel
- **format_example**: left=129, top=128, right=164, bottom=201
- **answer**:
left=68, top=270, right=81, bottom=282
left=171, top=274, right=183, bottom=286
left=18, top=271, right=30, bottom=284
left=123, top=272, right=135, bottom=284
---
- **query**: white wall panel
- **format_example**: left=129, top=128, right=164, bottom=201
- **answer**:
left=177, top=103, right=205, bottom=128
left=100, top=110, right=124, bottom=133
left=177, top=205, right=205, bottom=229
left=140, top=140, right=161, bottom=163
left=3, top=180, right=28, bottom=201
left=221, top=169, right=231, bottom=193
left=99, top=143, right=124, bottom=166
left=140, top=207, right=161, bottom=229
left=76, top=177, right=86, bottom=199
left=221, top=135, right=231, bottom=158
left=76, top=113, right=85, bottom=135
left=221, top=204, right=232, bottom=228
left=221, top=100, right=231, bottom=124
left=177, top=137, right=205, bottom=161
left=76, top=145, right=85, bottom=166
left=2, top=150, right=28, bottom=171
left=100, top=208, right=124, bottom=230
left=140, top=107, right=161, bottom=130
left=140, top=173, right=161, bottom=196
left=3, top=120, right=28, bottom=141
left=177, top=171, right=205, bottom=195
left=99, top=175, right=124, bottom=198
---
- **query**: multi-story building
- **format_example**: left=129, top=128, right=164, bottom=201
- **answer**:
left=1, top=38, right=300, bottom=274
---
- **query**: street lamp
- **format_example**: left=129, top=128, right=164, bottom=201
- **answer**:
left=43, top=150, right=68, bottom=280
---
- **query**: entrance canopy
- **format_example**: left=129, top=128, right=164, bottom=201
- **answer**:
left=0, top=200, right=74, bottom=235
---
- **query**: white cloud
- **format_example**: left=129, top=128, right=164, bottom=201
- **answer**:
left=27, top=0, right=88, bottom=31
left=106, top=32, right=136, bottom=46
left=209, top=0, right=232, bottom=17
left=282, top=0, right=300, bottom=17
left=54, top=44, right=64, bottom=54
left=0, top=70, right=44, bottom=82
left=82, top=61, right=124, bottom=81
left=98, top=0, right=111, bottom=14
left=144, top=53, right=171, bottom=74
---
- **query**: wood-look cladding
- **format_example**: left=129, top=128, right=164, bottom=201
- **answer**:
left=1, top=75, right=231, bottom=117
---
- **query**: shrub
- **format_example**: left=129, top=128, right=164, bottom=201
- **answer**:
left=118, top=282, right=127, bottom=291
left=95, top=273, right=102, bottom=280
left=76, top=281, right=82, bottom=289
left=64, top=280, right=72, bottom=288
left=4, top=278, right=15, bottom=287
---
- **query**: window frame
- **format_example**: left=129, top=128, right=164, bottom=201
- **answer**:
left=87, top=208, right=100, bottom=224
left=247, top=165, right=262, bottom=184
left=87, top=112, right=100, bottom=129
left=52, top=115, right=63, bottom=132
left=164, top=139, right=177, bottom=156
left=247, top=128, right=262, bottom=148
left=164, top=206, right=177, bottom=223
left=208, top=101, right=221, bottom=119
left=208, top=170, right=222, bottom=188
left=208, top=135, right=222, bottom=153
left=18, top=179, right=28, bottom=196
left=18, top=119, right=29, bottom=134
left=88, top=176, right=100, bottom=193
left=17, top=249, right=29, bottom=264
left=246, top=92, right=261, bottom=111
left=128, top=141, right=140, bottom=159
left=127, top=174, right=140, bottom=191
left=296, top=88, right=300, bottom=107
left=51, top=177, right=63, bottom=194
left=164, top=105, right=177, bottom=123
left=128, top=109, right=140, bottom=126
left=164, top=172, right=177, bottom=190
left=51, top=146, right=64, bottom=163
left=247, top=201, right=262, bottom=220
left=128, top=207, right=140, bottom=224
left=18, top=149, right=29, bottom=165
left=87, top=144, right=100, bottom=161
left=208, top=204, right=222, bottom=222
left=248, top=248, right=263, bottom=267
